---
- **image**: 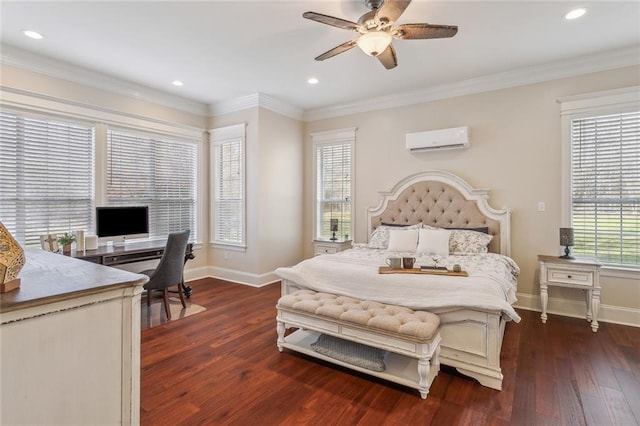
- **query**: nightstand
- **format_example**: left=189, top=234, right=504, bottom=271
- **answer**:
left=313, top=239, right=352, bottom=256
left=538, top=255, right=602, bottom=332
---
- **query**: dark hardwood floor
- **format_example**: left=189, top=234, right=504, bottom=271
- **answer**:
left=141, top=278, right=640, bottom=425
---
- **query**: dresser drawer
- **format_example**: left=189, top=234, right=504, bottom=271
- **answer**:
left=546, top=268, right=593, bottom=287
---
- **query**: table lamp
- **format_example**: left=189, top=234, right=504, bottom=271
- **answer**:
left=330, top=219, right=338, bottom=241
left=559, top=227, right=575, bottom=260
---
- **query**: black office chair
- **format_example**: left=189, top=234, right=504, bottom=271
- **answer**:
left=141, top=229, right=190, bottom=321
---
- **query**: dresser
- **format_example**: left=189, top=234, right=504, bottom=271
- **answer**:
left=1, top=249, right=147, bottom=425
left=538, top=255, right=602, bottom=332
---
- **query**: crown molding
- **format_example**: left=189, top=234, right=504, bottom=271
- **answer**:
left=302, top=46, right=640, bottom=122
left=208, top=92, right=303, bottom=121
left=0, top=86, right=204, bottom=138
left=3, top=43, right=638, bottom=124
left=558, top=85, right=640, bottom=115
left=0, top=44, right=209, bottom=116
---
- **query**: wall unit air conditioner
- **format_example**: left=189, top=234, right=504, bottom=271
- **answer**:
left=406, top=126, right=470, bottom=152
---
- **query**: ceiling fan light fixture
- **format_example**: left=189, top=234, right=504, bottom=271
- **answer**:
left=356, top=31, right=392, bottom=57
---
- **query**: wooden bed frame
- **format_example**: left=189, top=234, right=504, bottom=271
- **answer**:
left=281, top=169, right=514, bottom=390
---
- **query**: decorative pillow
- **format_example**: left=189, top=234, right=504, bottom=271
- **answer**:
left=368, top=224, right=421, bottom=249
left=387, top=228, right=419, bottom=252
left=417, top=229, right=451, bottom=256
left=311, top=334, right=387, bottom=372
left=449, top=229, right=493, bottom=254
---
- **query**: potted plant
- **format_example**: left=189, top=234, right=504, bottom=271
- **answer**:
left=58, top=232, right=76, bottom=254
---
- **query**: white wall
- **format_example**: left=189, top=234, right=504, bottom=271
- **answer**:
left=207, top=107, right=304, bottom=285
left=303, top=65, right=640, bottom=325
left=257, top=108, right=304, bottom=273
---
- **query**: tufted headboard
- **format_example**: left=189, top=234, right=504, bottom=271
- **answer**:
left=367, top=170, right=511, bottom=256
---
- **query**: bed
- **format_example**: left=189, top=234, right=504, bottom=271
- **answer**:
left=276, top=169, right=520, bottom=390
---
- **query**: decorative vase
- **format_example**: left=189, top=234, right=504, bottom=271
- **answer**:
left=0, top=220, right=26, bottom=293
left=62, top=244, right=72, bottom=254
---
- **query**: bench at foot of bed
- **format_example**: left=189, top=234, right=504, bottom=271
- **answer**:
left=276, top=289, right=441, bottom=399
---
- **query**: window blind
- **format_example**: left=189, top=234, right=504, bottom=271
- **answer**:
left=106, top=129, right=197, bottom=241
left=0, top=111, right=94, bottom=246
left=315, top=141, right=352, bottom=240
left=571, top=111, right=640, bottom=267
left=212, top=138, right=244, bottom=245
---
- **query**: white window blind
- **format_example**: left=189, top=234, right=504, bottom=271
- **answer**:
left=571, top=111, right=640, bottom=267
left=106, top=128, right=197, bottom=241
left=210, top=124, right=245, bottom=247
left=313, top=129, right=355, bottom=241
left=0, top=111, right=94, bottom=246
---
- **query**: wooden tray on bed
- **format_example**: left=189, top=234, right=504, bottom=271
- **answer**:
left=378, top=266, right=469, bottom=277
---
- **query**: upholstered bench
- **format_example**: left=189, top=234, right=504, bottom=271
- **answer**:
left=276, top=290, right=441, bottom=399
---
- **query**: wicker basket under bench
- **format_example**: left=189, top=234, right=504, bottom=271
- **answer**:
left=276, top=290, right=441, bottom=399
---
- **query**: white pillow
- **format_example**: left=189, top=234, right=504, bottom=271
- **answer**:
left=417, top=229, right=451, bottom=256
left=387, top=229, right=419, bottom=252
left=368, top=224, right=421, bottom=249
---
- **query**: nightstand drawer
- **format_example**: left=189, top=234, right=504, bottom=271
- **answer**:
left=315, top=245, right=338, bottom=255
left=312, top=239, right=352, bottom=256
left=546, top=268, right=593, bottom=286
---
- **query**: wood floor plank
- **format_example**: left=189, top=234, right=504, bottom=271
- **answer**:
left=140, top=279, right=640, bottom=425
left=601, top=385, right=638, bottom=426
left=613, top=368, right=640, bottom=424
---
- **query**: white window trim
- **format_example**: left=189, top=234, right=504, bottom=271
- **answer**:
left=1, top=89, right=205, bottom=245
left=311, top=127, right=356, bottom=242
left=559, top=85, right=640, bottom=277
left=210, top=123, right=246, bottom=250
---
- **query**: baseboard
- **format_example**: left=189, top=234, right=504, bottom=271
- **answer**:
left=514, top=293, right=640, bottom=328
left=183, top=266, right=210, bottom=283
left=203, top=266, right=279, bottom=288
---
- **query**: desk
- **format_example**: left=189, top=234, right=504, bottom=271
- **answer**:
left=70, top=240, right=195, bottom=297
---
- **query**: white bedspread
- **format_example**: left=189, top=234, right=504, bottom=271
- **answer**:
left=275, top=246, right=521, bottom=322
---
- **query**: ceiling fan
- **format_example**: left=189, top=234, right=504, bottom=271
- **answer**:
left=303, top=0, right=458, bottom=70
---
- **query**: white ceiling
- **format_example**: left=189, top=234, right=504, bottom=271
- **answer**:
left=1, top=1, right=639, bottom=116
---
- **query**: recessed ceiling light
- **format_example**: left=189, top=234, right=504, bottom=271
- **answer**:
left=565, top=8, right=586, bottom=20
left=308, top=77, right=319, bottom=85
left=22, top=30, right=43, bottom=40
left=172, top=80, right=184, bottom=87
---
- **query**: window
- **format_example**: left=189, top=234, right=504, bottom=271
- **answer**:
left=561, top=88, right=640, bottom=269
left=106, top=128, right=198, bottom=241
left=312, top=128, right=355, bottom=241
left=210, top=124, right=245, bottom=248
left=0, top=111, right=94, bottom=246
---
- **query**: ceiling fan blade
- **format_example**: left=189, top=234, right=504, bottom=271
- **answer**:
left=392, top=23, right=458, bottom=39
left=315, top=40, right=358, bottom=61
left=377, top=44, right=398, bottom=70
left=303, top=11, right=363, bottom=32
left=375, top=0, right=412, bottom=24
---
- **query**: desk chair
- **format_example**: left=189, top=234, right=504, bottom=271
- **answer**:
left=141, top=229, right=190, bottom=321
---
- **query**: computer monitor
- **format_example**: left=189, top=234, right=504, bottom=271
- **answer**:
left=96, top=206, right=149, bottom=245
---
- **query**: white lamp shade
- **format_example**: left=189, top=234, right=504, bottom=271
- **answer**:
left=356, top=31, right=392, bottom=57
